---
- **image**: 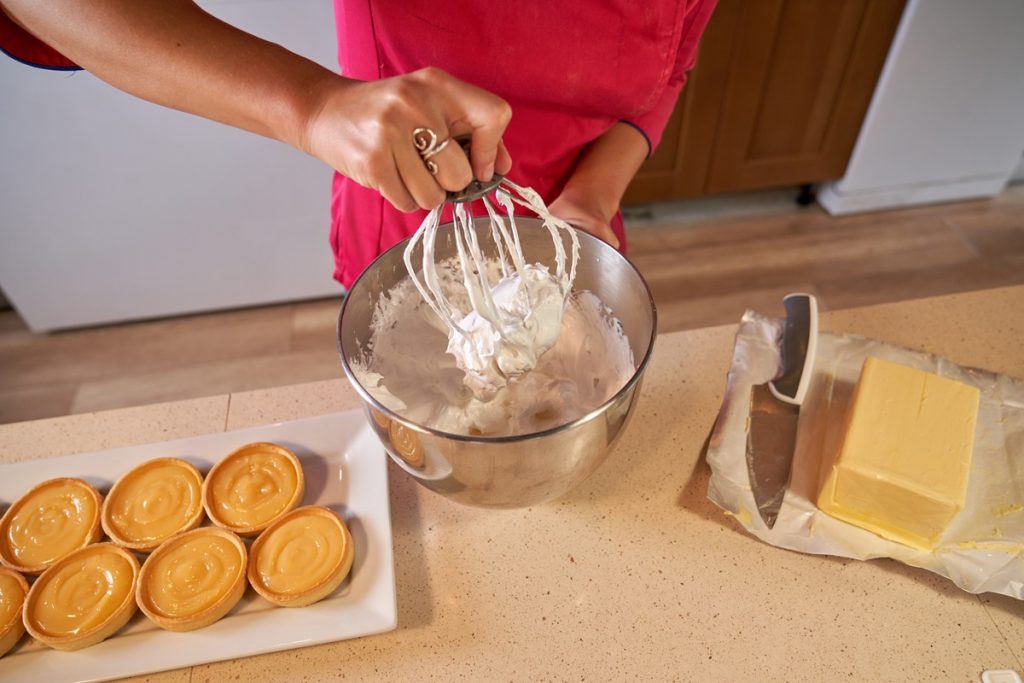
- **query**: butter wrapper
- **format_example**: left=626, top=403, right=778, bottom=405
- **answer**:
left=706, top=311, right=1024, bottom=599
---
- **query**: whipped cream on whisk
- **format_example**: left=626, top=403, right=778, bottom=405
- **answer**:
left=352, top=264, right=635, bottom=437
left=403, top=179, right=580, bottom=398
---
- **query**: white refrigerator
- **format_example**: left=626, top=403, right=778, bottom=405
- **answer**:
left=0, top=0, right=342, bottom=332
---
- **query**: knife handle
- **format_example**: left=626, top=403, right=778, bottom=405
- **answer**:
left=769, top=293, right=818, bottom=406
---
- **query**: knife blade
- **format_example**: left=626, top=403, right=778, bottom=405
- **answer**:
left=745, top=293, right=818, bottom=528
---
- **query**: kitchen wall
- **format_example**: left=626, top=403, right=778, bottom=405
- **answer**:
left=0, top=1, right=340, bottom=332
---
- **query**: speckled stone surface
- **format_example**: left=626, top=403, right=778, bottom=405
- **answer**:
left=0, top=395, right=228, bottom=464
left=1, top=286, right=1022, bottom=682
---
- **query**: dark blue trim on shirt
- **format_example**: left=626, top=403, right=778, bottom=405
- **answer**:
left=618, top=119, right=652, bottom=159
left=0, top=45, right=82, bottom=71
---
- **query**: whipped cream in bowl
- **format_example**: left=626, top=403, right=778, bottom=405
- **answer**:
left=448, top=262, right=567, bottom=399
left=338, top=217, right=656, bottom=508
left=402, top=180, right=582, bottom=401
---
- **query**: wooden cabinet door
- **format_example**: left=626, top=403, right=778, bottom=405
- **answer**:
left=624, top=0, right=906, bottom=203
left=619, top=1, right=737, bottom=204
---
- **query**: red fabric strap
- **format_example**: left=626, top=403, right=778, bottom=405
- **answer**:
left=0, top=8, right=78, bottom=70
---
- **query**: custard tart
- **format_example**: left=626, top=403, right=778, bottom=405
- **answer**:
left=248, top=506, right=354, bottom=608
left=388, top=420, right=425, bottom=469
left=0, top=567, right=28, bottom=657
left=203, top=442, right=304, bottom=536
left=369, top=406, right=391, bottom=432
left=102, top=457, right=205, bottom=552
left=0, top=477, right=103, bottom=574
left=136, top=526, right=247, bottom=632
left=23, top=543, right=139, bottom=651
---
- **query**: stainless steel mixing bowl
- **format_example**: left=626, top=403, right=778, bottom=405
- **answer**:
left=337, top=217, right=656, bottom=508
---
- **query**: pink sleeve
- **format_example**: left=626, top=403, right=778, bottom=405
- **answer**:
left=623, top=0, right=717, bottom=155
left=0, top=8, right=79, bottom=70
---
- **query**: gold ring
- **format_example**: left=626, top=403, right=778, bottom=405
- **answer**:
left=413, top=127, right=450, bottom=175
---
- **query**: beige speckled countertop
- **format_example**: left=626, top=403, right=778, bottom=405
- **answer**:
left=2, top=286, right=1023, bottom=682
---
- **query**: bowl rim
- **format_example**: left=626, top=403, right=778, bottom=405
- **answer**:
left=337, top=221, right=658, bottom=444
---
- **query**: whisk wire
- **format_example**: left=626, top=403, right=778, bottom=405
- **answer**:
left=402, top=177, right=582, bottom=393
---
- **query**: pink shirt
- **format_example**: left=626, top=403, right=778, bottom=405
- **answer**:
left=330, top=0, right=716, bottom=288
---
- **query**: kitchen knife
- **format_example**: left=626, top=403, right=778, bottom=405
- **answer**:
left=745, top=293, right=818, bottom=528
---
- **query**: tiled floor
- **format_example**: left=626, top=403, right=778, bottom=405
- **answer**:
left=2, top=185, right=1022, bottom=425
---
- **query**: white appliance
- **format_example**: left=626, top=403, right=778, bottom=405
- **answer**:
left=818, top=0, right=1024, bottom=215
left=0, top=1, right=341, bottom=332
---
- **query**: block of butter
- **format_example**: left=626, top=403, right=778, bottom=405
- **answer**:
left=817, top=356, right=980, bottom=551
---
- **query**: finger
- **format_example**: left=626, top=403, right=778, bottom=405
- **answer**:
left=438, top=80, right=511, bottom=181
left=590, top=223, right=620, bottom=249
left=559, top=215, right=620, bottom=250
left=603, top=229, right=621, bottom=250
left=373, top=158, right=419, bottom=213
left=577, top=220, right=619, bottom=249
left=425, top=135, right=474, bottom=193
left=467, top=123, right=506, bottom=181
left=394, top=138, right=446, bottom=211
left=495, top=139, right=512, bottom=176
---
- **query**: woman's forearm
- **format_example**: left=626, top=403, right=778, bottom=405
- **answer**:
left=1, top=0, right=337, bottom=151
left=0, top=1, right=513, bottom=210
left=548, top=122, right=648, bottom=247
left=561, top=122, right=649, bottom=220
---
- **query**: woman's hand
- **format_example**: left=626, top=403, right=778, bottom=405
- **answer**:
left=303, top=67, right=513, bottom=212
left=548, top=190, right=619, bottom=249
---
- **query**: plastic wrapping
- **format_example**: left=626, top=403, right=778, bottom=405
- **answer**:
left=707, top=311, right=1024, bottom=599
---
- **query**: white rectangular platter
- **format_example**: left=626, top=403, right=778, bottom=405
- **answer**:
left=0, top=410, right=396, bottom=683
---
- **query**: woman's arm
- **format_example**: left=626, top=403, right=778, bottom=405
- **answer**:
left=548, top=122, right=649, bottom=248
left=0, top=0, right=511, bottom=210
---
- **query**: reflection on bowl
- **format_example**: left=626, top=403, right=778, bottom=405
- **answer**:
left=388, top=421, right=424, bottom=470
left=338, top=218, right=656, bottom=508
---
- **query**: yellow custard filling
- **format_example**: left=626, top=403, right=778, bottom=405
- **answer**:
left=388, top=421, right=424, bottom=468
left=144, top=532, right=244, bottom=618
left=207, top=444, right=302, bottom=530
left=255, top=513, right=344, bottom=595
left=28, top=548, right=134, bottom=638
left=2, top=479, right=99, bottom=569
left=0, top=571, right=26, bottom=628
left=105, top=459, right=202, bottom=545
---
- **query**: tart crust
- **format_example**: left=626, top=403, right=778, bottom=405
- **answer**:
left=23, top=543, right=139, bottom=651
left=247, top=506, right=354, bottom=608
left=136, top=526, right=248, bottom=632
left=202, top=442, right=305, bottom=536
left=101, top=457, right=205, bottom=552
left=0, top=477, right=103, bottom=575
left=0, top=567, right=29, bottom=658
